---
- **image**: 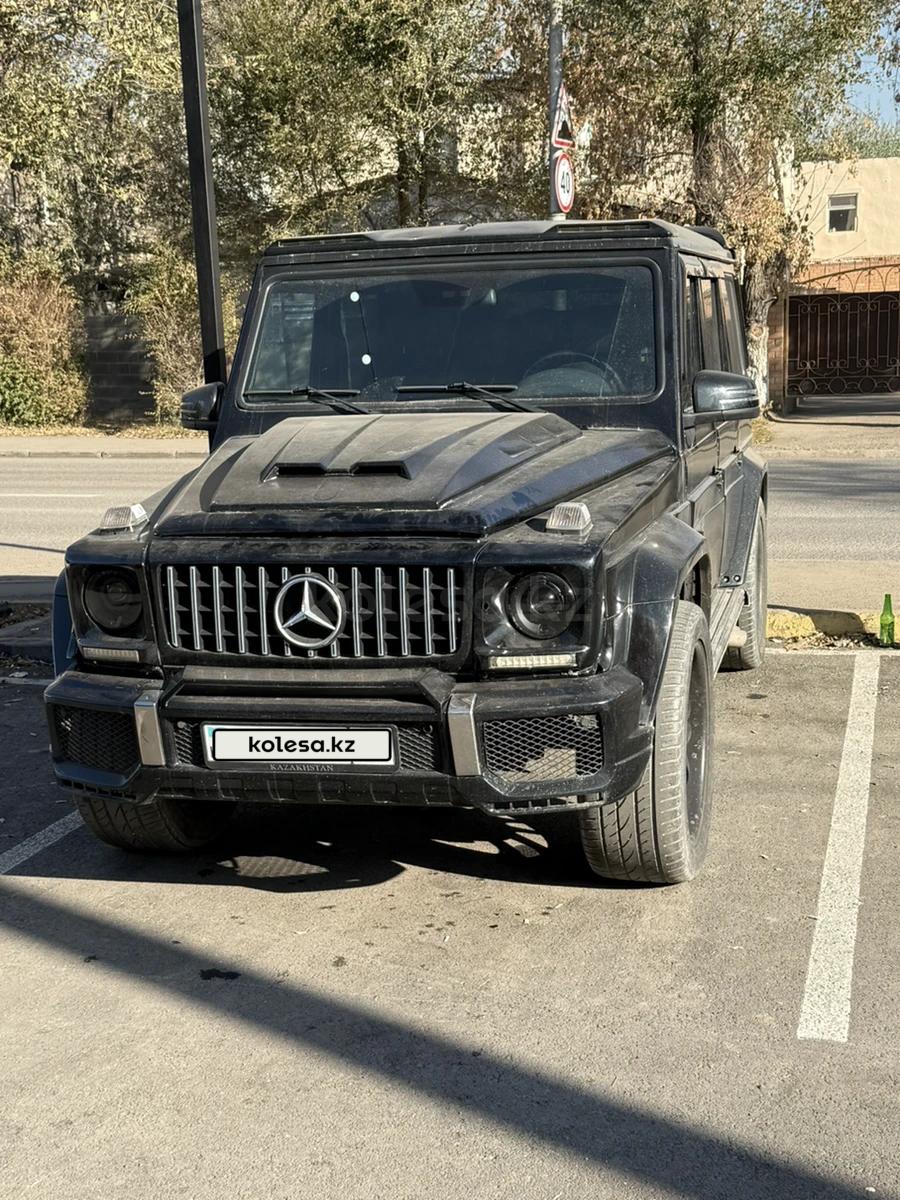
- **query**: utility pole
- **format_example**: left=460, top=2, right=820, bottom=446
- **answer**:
left=176, top=0, right=227, bottom=385
left=548, top=0, right=565, bottom=220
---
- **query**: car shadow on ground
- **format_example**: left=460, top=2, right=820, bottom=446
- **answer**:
left=16, top=802, right=630, bottom=892
left=0, top=876, right=874, bottom=1200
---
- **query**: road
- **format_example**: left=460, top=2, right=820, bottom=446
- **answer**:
left=768, top=458, right=900, bottom=612
left=1, top=451, right=895, bottom=614
left=0, top=457, right=192, bottom=588
left=1, top=649, right=898, bottom=1198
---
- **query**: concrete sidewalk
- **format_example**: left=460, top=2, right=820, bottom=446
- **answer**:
left=764, top=394, right=900, bottom=458
left=0, top=434, right=206, bottom=459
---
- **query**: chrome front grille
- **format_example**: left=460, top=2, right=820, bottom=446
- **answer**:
left=159, top=564, right=464, bottom=661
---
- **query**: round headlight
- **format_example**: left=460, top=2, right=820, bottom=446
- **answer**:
left=507, top=572, right=576, bottom=640
left=83, top=568, right=143, bottom=634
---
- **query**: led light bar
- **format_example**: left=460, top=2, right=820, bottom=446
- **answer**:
left=99, top=502, right=147, bottom=532
left=80, top=646, right=142, bottom=663
left=488, top=652, right=577, bottom=671
left=547, top=501, right=592, bottom=535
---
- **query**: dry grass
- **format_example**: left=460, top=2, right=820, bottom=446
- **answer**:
left=0, top=422, right=204, bottom=439
left=104, top=424, right=205, bottom=439
left=751, top=416, right=774, bottom=445
left=0, top=260, right=87, bottom=425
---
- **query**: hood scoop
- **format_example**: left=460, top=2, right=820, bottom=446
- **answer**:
left=206, top=411, right=580, bottom=512
left=155, top=412, right=675, bottom=539
left=268, top=460, right=411, bottom=480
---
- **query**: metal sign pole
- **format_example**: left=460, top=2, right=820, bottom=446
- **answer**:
left=548, top=0, right=564, bottom=220
left=176, top=0, right=227, bottom=385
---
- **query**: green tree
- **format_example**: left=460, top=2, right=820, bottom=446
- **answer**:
left=566, top=0, right=896, bottom=399
left=802, top=112, right=900, bottom=161
left=0, top=0, right=180, bottom=291
left=0, top=1, right=83, bottom=258
left=3, top=0, right=896, bottom=422
left=205, top=0, right=503, bottom=253
left=325, top=0, right=502, bottom=225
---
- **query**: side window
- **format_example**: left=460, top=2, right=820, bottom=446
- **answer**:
left=683, top=278, right=702, bottom=408
left=697, top=279, right=723, bottom=371
left=719, top=277, right=747, bottom=373
left=248, top=283, right=315, bottom=392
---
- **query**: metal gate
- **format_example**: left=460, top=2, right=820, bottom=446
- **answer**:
left=788, top=261, right=900, bottom=396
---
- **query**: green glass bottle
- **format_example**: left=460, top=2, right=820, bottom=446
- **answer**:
left=880, top=594, right=894, bottom=646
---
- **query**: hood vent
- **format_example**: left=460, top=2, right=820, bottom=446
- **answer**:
left=267, top=460, right=411, bottom=480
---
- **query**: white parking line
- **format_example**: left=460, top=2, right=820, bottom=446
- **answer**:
left=797, top=652, right=881, bottom=1043
left=0, top=811, right=82, bottom=875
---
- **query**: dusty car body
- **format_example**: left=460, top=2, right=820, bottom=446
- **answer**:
left=45, top=219, right=767, bottom=883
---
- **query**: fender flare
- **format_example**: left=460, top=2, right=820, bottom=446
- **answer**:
left=51, top=571, right=75, bottom=677
left=608, top=513, right=709, bottom=723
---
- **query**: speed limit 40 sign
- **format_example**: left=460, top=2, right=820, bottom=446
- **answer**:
left=553, top=151, right=575, bottom=214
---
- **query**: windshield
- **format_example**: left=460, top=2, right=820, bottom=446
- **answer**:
left=244, top=263, right=658, bottom=405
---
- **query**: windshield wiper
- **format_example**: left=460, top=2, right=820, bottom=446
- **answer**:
left=243, top=386, right=368, bottom=414
left=395, top=382, right=536, bottom=412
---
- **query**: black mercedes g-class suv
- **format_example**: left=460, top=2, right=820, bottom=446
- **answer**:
left=45, top=219, right=767, bottom=884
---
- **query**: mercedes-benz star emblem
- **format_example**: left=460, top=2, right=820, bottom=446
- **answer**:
left=273, top=574, right=346, bottom=649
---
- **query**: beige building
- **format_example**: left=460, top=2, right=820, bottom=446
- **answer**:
left=796, top=157, right=900, bottom=263
left=771, top=155, right=900, bottom=407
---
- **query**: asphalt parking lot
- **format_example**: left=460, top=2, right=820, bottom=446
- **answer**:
left=2, top=650, right=899, bottom=1199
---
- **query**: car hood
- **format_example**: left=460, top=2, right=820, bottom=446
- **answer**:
left=152, top=411, right=675, bottom=538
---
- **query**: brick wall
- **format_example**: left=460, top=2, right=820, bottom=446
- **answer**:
left=794, top=257, right=900, bottom=295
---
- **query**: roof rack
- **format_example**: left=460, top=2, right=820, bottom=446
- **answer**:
left=687, top=225, right=729, bottom=248
left=263, top=219, right=734, bottom=260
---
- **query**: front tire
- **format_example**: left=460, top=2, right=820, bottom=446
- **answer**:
left=578, top=601, right=714, bottom=884
left=75, top=794, right=230, bottom=852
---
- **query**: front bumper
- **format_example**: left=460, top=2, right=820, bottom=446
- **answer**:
left=44, top=666, right=651, bottom=817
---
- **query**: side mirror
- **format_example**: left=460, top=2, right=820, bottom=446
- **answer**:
left=692, top=370, right=759, bottom=422
left=181, top=381, right=223, bottom=431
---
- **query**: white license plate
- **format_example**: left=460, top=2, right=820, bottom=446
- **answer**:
left=203, top=725, right=394, bottom=765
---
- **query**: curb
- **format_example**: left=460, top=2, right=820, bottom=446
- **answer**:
left=0, top=612, right=53, bottom=663
left=0, top=613, right=48, bottom=639
left=0, top=448, right=205, bottom=460
left=767, top=606, right=879, bottom=640
left=0, top=638, right=52, bottom=663
left=0, top=580, right=56, bottom=604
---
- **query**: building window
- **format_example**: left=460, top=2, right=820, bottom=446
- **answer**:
left=828, top=193, right=858, bottom=233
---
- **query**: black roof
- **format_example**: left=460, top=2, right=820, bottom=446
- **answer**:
left=264, top=219, right=733, bottom=261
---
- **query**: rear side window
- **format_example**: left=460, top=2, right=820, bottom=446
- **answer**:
left=683, top=278, right=701, bottom=406
left=697, top=279, right=723, bottom=371
left=719, top=278, right=747, bottom=373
